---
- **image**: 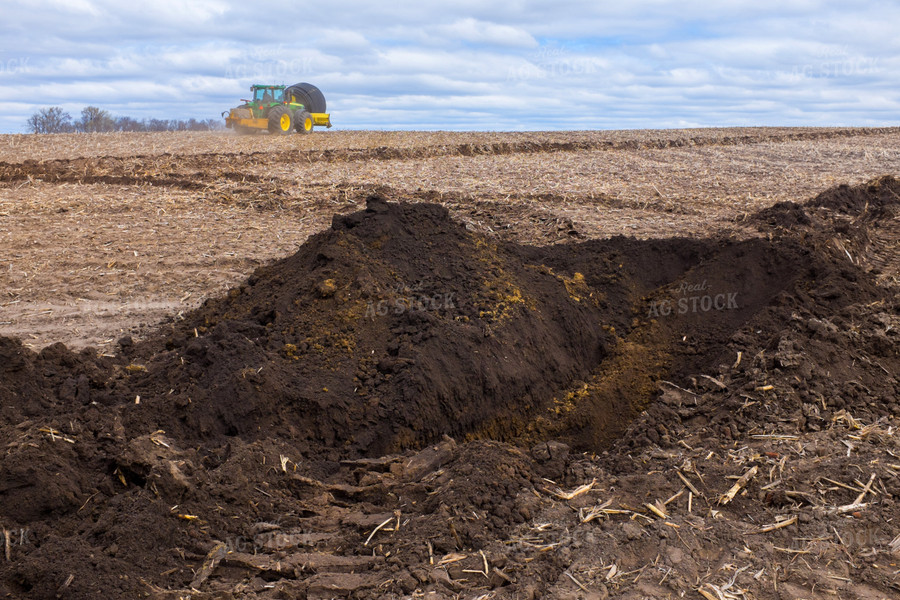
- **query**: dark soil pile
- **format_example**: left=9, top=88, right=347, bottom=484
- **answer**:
left=1, top=177, right=898, bottom=599
left=120, top=196, right=833, bottom=455
left=122, top=196, right=620, bottom=455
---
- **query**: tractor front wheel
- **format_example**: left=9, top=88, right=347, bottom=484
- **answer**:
left=295, top=110, right=314, bottom=134
left=268, top=107, right=293, bottom=135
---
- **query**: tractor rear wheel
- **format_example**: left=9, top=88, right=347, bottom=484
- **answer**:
left=295, top=110, right=314, bottom=134
left=267, top=106, right=293, bottom=135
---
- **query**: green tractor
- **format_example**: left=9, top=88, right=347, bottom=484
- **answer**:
left=223, top=83, right=332, bottom=135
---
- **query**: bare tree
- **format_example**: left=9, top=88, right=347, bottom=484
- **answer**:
left=146, top=118, right=170, bottom=132
left=115, top=116, right=143, bottom=132
left=26, top=107, right=74, bottom=134
left=78, top=106, right=116, bottom=133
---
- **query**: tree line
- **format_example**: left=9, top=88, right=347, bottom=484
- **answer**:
left=27, top=106, right=224, bottom=134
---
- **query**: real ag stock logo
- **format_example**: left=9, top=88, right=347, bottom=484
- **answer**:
left=365, top=281, right=455, bottom=320
left=646, top=280, right=739, bottom=318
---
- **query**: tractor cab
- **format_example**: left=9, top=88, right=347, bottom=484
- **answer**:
left=251, top=85, right=284, bottom=105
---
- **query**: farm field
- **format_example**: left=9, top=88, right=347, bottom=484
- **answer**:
left=1, top=127, right=900, bottom=600
left=2, top=127, right=899, bottom=350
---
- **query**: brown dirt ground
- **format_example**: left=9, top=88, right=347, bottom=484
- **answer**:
left=1, top=129, right=899, bottom=600
left=2, top=128, right=899, bottom=350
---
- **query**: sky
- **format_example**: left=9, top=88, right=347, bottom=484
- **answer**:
left=0, top=0, right=898, bottom=132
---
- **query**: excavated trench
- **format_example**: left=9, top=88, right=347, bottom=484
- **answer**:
left=4, top=182, right=894, bottom=458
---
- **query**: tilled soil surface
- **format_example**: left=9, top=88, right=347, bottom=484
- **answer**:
left=1, top=172, right=899, bottom=599
left=3, top=128, right=900, bottom=351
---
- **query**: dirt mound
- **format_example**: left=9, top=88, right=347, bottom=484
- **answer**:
left=111, top=195, right=843, bottom=457
left=750, top=200, right=812, bottom=230
left=808, top=174, right=900, bottom=214
left=1, top=178, right=899, bottom=599
left=120, top=196, right=618, bottom=455
left=0, top=337, right=111, bottom=431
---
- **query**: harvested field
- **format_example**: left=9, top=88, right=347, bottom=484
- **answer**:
left=2, top=128, right=899, bottom=350
left=1, top=128, right=899, bottom=600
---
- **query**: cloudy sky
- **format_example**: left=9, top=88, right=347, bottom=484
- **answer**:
left=0, top=0, right=897, bottom=132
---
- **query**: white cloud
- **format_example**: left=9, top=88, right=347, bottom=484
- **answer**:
left=45, top=0, right=101, bottom=15
left=435, top=19, right=538, bottom=48
left=316, top=30, right=371, bottom=52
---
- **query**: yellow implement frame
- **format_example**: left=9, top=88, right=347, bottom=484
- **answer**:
left=226, top=111, right=332, bottom=133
